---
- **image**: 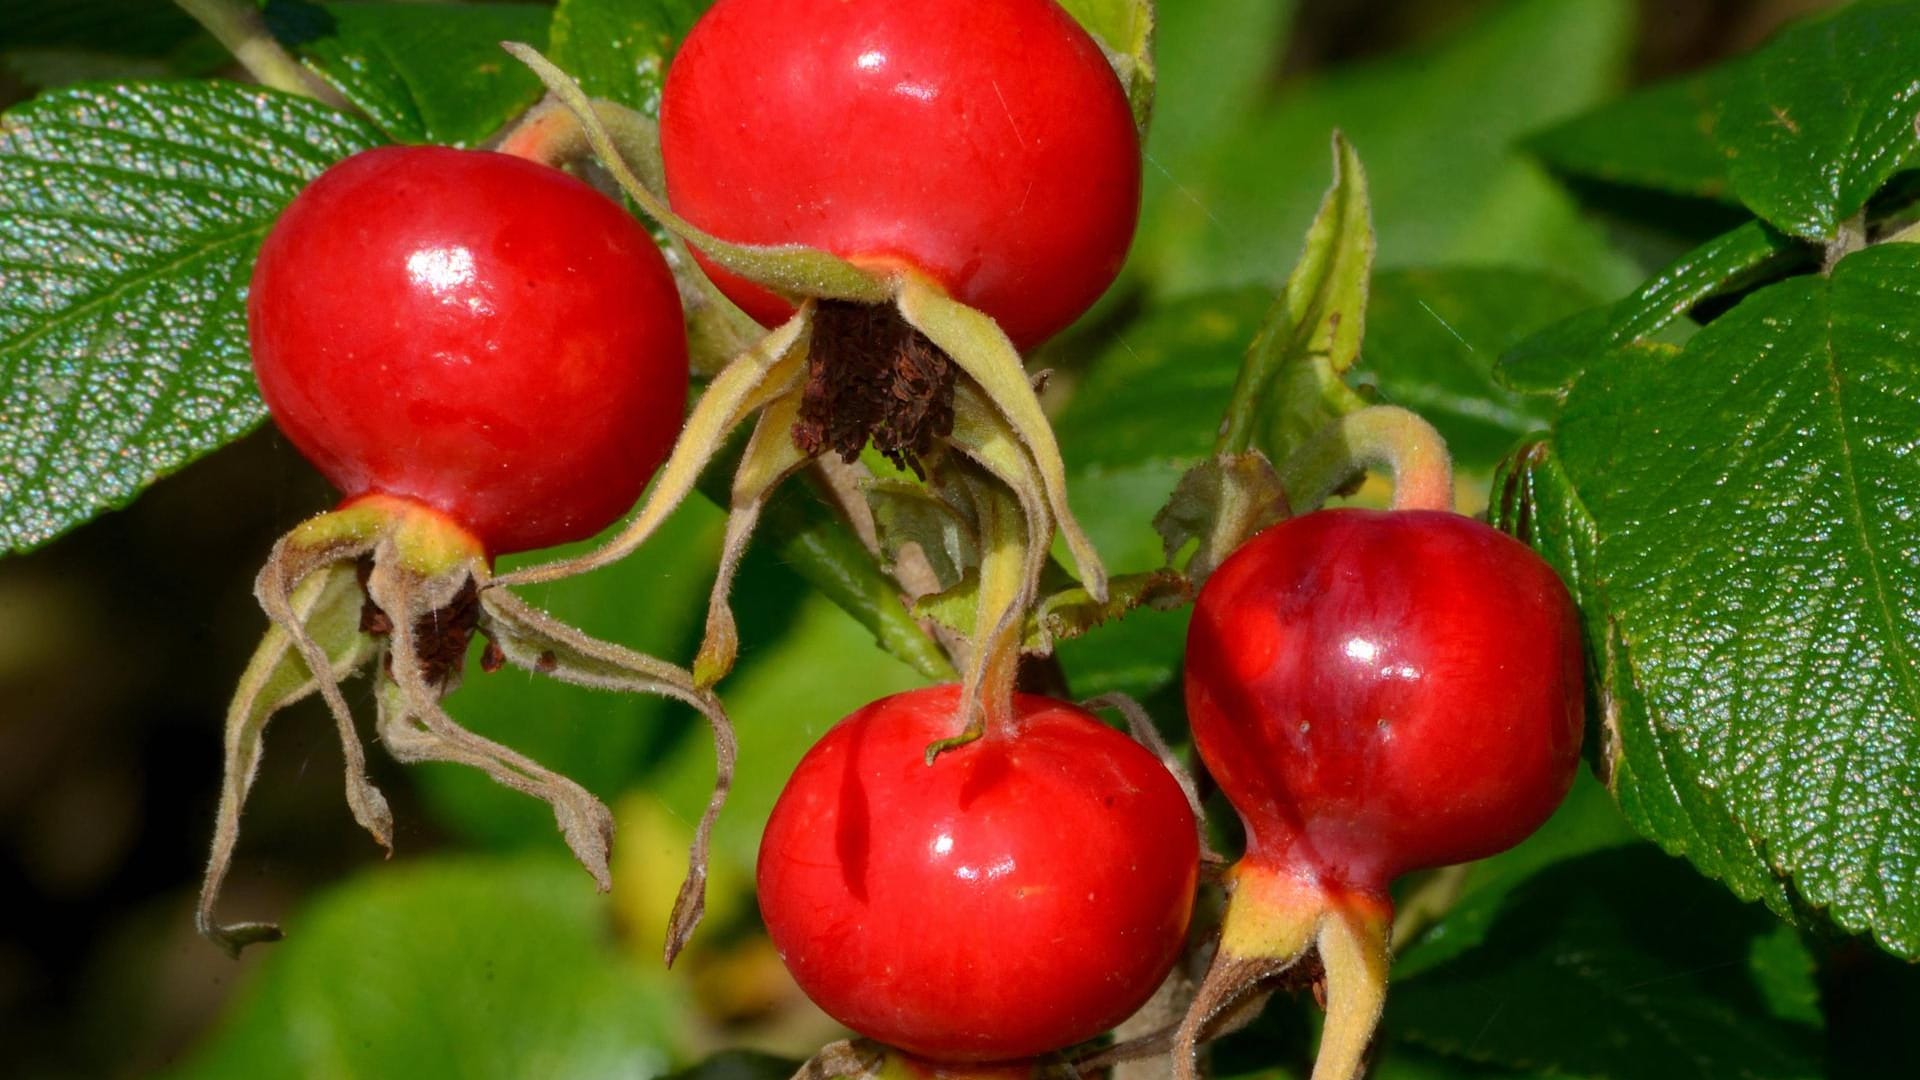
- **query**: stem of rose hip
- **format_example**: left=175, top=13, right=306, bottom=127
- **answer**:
left=1276, top=405, right=1454, bottom=514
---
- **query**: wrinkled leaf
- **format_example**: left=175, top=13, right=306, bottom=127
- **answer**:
left=1505, top=243, right=1920, bottom=958
left=1711, top=0, right=1920, bottom=240
left=265, top=0, right=549, bottom=147
left=0, top=81, right=381, bottom=555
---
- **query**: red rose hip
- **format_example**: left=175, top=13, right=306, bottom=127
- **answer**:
left=1186, top=508, right=1585, bottom=888
left=1176, top=508, right=1584, bottom=1080
left=660, top=0, right=1141, bottom=350
left=249, top=145, right=689, bottom=555
left=758, top=685, right=1199, bottom=1062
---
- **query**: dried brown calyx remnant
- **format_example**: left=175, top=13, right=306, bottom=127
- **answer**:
left=356, top=557, right=480, bottom=689
left=794, top=299, right=956, bottom=475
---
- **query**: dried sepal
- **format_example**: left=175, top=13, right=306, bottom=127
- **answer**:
left=366, top=555, right=616, bottom=891
left=253, top=525, right=394, bottom=852
left=1154, top=452, right=1289, bottom=587
left=478, top=587, right=736, bottom=966
left=197, top=559, right=377, bottom=956
left=695, top=386, right=812, bottom=687
left=895, top=274, right=1108, bottom=604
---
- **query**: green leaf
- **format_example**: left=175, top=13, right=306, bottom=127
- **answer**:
left=265, top=1, right=549, bottom=147
left=1055, top=287, right=1270, bottom=572
left=664, top=1052, right=802, bottom=1080
left=1357, top=268, right=1589, bottom=472
left=1530, top=1, right=1920, bottom=240
left=0, top=82, right=381, bottom=556
left=0, top=0, right=204, bottom=56
left=547, top=0, right=704, bottom=115
left=1510, top=243, right=1920, bottom=958
left=1226, top=132, right=1373, bottom=463
left=1392, top=848, right=1823, bottom=1079
left=173, top=856, right=683, bottom=1079
left=1710, top=1, right=1920, bottom=240
left=1496, top=218, right=1808, bottom=393
left=1140, top=0, right=1640, bottom=298
left=1134, top=0, right=1292, bottom=249
left=1527, top=74, right=1730, bottom=201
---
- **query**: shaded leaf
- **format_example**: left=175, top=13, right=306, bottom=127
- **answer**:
left=1393, top=848, right=1823, bottom=1079
left=547, top=0, right=704, bottom=115
left=1527, top=74, right=1730, bottom=201
left=1496, top=218, right=1808, bottom=393
left=265, top=0, right=549, bottom=147
left=1357, top=268, right=1589, bottom=471
left=0, top=82, right=381, bottom=555
left=173, top=856, right=683, bottom=1079
left=1140, top=0, right=1640, bottom=298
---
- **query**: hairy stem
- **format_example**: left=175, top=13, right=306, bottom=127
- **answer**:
left=1278, top=405, right=1453, bottom=514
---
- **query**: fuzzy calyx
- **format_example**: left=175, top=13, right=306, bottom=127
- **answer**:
left=1174, top=861, right=1392, bottom=1080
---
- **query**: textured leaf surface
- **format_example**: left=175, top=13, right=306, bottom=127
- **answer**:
left=548, top=0, right=704, bottom=114
left=1509, top=243, right=1920, bottom=957
left=1531, top=1, right=1920, bottom=238
left=1393, top=848, right=1823, bottom=1079
left=0, top=81, right=381, bottom=555
left=174, top=857, right=680, bottom=1078
left=1711, top=1, right=1920, bottom=239
left=265, top=0, right=549, bottom=146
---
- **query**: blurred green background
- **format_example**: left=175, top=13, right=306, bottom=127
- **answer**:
left=2, top=1, right=1895, bottom=1077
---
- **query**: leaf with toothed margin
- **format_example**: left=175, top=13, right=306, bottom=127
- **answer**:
left=263, top=0, right=550, bottom=147
left=0, top=81, right=382, bottom=557
left=1493, top=243, right=1920, bottom=959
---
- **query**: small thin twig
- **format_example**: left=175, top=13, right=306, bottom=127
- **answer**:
left=174, top=0, right=351, bottom=108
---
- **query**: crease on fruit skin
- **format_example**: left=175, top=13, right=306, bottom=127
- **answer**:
left=498, top=46, right=1118, bottom=730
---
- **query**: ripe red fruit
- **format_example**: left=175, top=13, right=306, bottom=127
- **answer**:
left=1177, top=508, right=1583, bottom=1080
left=1185, top=508, right=1584, bottom=887
left=249, top=145, right=689, bottom=556
left=758, top=685, right=1199, bottom=1062
left=659, top=0, right=1141, bottom=350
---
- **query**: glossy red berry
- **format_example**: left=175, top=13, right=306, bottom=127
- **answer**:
left=757, top=685, right=1199, bottom=1062
left=1185, top=509, right=1584, bottom=893
left=660, top=0, right=1141, bottom=350
left=249, top=145, right=688, bottom=556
